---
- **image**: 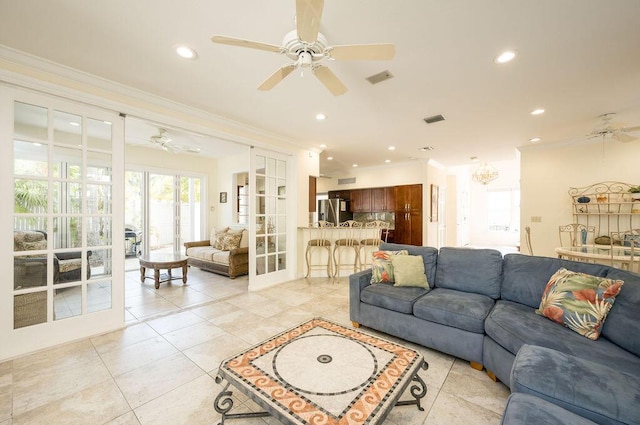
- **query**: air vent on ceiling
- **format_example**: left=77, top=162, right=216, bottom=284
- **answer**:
left=338, top=177, right=356, bottom=185
left=366, top=70, right=394, bottom=85
left=423, top=114, right=445, bottom=124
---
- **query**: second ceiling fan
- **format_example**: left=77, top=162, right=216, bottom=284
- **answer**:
left=211, top=0, right=395, bottom=96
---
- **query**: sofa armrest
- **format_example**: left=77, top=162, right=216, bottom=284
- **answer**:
left=229, top=247, right=249, bottom=257
left=349, top=270, right=372, bottom=324
left=184, top=240, right=210, bottom=249
left=511, top=345, right=640, bottom=425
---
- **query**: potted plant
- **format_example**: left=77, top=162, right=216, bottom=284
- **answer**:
left=629, top=186, right=640, bottom=201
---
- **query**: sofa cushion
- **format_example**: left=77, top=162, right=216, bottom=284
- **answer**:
left=379, top=243, right=438, bottom=288
left=535, top=268, right=623, bottom=340
left=360, top=282, right=429, bottom=314
left=502, top=254, right=610, bottom=309
left=392, top=255, right=429, bottom=288
left=434, top=247, right=502, bottom=299
left=511, top=345, right=640, bottom=425
left=186, top=246, right=230, bottom=265
left=501, top=393, right=598, bottom=425
left=601, top=267, right=640, bottom=358
left=413, top=288, right=494, bottom=333
left=485, top=300, right=640, bottom=377
left=370, top=250, right=408, bottom=283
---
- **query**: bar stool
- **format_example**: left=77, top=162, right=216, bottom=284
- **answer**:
left=305, top=221, right=334, bottom=278
left=333, top=220, right=363, bottom=278
left=359, top=220, right=390, bottom=270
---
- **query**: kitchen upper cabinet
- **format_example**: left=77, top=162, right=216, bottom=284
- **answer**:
left=350, top=189, right=371, bottom=212
left=328, top=190, right=351, bottom=200
left=372, top=187, right=395, bottom=212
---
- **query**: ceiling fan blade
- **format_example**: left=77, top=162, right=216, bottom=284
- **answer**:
left=211, top=35, right=283, bottom=53
left=258, top=64, right=296, bottom=91
left=313, top=66, right=347, bottom=96
left=613, top=133, right=637, bottom=143
left=328, top=44, right=396, bottom=61
left=622, top=125, right=640, bottom=132
left=296, top=0, right=324, bottom=44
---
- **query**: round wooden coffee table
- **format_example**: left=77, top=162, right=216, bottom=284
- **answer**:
left=139, top=252, right=188, bottom=289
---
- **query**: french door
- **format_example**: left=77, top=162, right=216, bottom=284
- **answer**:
left=124, top=169, right=203, bottom=263
left=2, top=87, right=124, bottom=360
left=249, top=148, right=294, bottom=289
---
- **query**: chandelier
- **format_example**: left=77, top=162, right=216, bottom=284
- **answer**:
left=472, top=162, right=499, bottom=185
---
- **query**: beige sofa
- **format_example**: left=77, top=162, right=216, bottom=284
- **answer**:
left=184, top=227, right=249, bottom=278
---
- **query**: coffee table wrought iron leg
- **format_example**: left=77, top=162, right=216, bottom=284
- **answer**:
left=395, top=360, right=429, bottom=411
left=214, top=376, right=270, bottom=424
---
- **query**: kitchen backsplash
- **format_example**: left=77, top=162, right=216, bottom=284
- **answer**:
left=353, top=212, right=395, bottom=229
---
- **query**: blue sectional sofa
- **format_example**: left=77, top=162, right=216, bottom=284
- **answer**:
left=349, top=243, right=640, bottom=425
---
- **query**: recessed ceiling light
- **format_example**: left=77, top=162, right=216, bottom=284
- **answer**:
left=530, top=108, right=545, bottom=115
left=352, top=164, right=358, bottom=168
left=319, top=144, right=327, bottom=148
left=69, top=122, right=80, bottom=127
left=327, top=156, right=333, bottom=160
left=385, top=159, right=391, bottom=163
left=176, top=45, right=198, bottom=59
left=388, top=146, right=395, bottom=151
left=315, top=113, right=327, bottom=121
left=529, top=137, right=541, bottom=142
left=470, top=156, right=479, bottom=162
left=494, top=51, right=516, bottom=64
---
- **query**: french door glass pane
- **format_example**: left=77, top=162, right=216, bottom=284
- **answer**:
left=14, top=140, right=48, bottom=176
left=87, top=118, right=112, bottom=150
left=14, top=102, right=47, bottom=140
left=149, top=174, right=175, bottom=253
left=53, top=110, right=82, bottom=146
left=179, top=176, right=201, bottom=253
left=87, top=280, right=112, bottom=313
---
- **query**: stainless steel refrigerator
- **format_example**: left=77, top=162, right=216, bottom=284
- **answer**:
left=317, top=198, right=353, bottom=225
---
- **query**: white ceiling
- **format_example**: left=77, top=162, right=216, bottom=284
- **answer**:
left=1, top=0, right=639, bottom=175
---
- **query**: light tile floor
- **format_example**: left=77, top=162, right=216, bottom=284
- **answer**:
left=0, top=268, right=510, bottom=425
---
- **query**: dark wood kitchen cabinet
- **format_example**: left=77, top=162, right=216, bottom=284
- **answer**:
left=394, top=184, right=423, bottom=246
left=372, top=187, right=395, bottom=212
left=350, top=189, right=371, bottom=212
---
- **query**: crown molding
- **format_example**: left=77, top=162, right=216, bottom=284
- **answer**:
left=0, top=45, right=303, bottom=153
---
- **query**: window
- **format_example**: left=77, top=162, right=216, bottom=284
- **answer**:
left=487, top=189, right=520, bottom=233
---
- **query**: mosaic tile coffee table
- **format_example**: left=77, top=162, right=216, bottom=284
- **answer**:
left=214, top=318, right=428, bottom=424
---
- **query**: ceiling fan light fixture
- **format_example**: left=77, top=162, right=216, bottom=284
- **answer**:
left=472, top=162, right=499, bottom=185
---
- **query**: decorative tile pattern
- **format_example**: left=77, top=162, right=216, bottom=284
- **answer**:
left=217, top=318, right=425, bottom=424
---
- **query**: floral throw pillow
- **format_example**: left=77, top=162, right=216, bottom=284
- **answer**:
left=221, top=232, right=242, bottom=251
left=535, top=268, right=624, bottom=340
left=370, top=250, right=408, bottom=284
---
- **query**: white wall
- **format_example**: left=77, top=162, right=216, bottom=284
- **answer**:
left=215, top=150, right=251, bottom=229
left=520, top=139, right=640, bottom=258
left=317, top=160, right=425, bottom=193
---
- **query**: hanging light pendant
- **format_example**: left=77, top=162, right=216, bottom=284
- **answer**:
left=472, top=162, right=499, bottom=185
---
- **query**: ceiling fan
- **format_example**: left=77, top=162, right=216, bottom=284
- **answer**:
left=148, top=129, right=201, bottom=154
left=210, top=0, right=395, bottom=96
left=587, top=113, right=640, bottom=143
